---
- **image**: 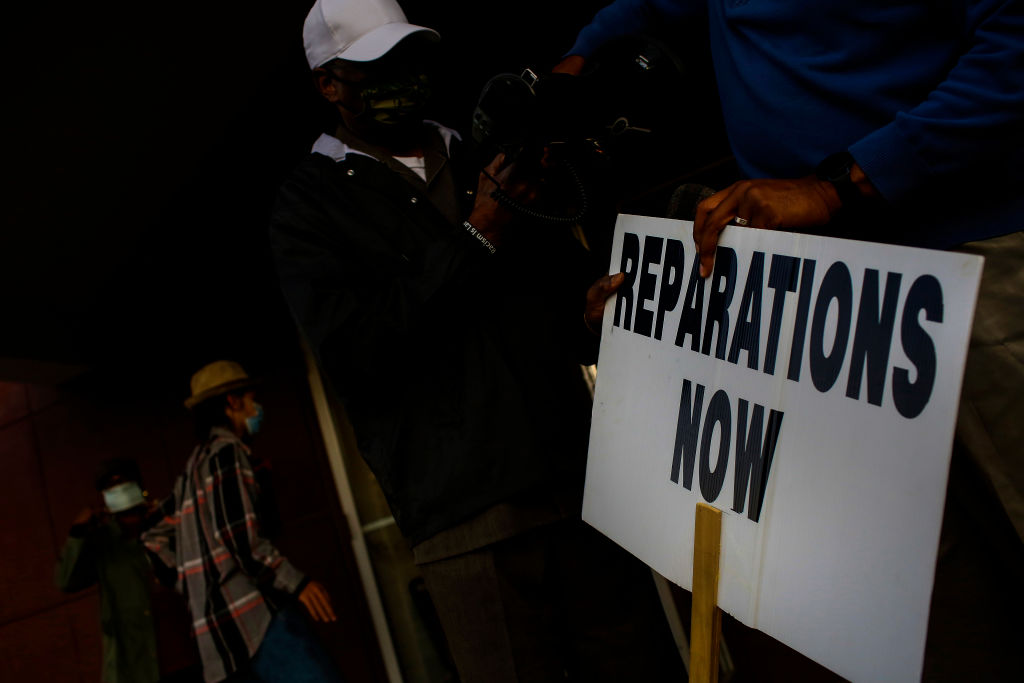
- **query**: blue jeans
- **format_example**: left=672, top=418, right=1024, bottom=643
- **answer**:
left=231, top=604, right=343, bottom=683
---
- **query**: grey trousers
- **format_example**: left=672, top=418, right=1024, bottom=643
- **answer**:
left=920, top=230, right=1024, bottom=681
left=418, top=518, right=684, bottom=683
left=955, top=229, right=1024, bottom=542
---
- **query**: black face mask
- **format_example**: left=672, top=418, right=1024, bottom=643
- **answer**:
left=340, top=72, right=433, bottom=129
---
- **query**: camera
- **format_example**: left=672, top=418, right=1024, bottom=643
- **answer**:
left=470, top=35, right=694, bottom=225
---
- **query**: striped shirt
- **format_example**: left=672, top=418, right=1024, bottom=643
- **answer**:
left=142, top=427, right=306, bottom=682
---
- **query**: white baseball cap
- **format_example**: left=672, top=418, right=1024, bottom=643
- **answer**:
left=303, top=0, right=440, bottom=69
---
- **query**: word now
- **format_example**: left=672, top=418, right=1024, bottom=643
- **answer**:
left=613, top=234, right=943, bottom=419
left=671, top=379, right=784, bottom=522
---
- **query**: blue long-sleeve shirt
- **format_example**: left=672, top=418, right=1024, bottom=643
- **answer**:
left=569, top=0, right=1024, bottom=247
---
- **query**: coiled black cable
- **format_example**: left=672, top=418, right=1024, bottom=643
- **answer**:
left=482, top=156, right=589, bottom=225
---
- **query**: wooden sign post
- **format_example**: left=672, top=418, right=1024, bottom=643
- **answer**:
left=690, top=503, right=723, bottom=683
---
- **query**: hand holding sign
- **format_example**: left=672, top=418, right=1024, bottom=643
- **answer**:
left=693, top=177, right=839, bottom=277
left=585, top=272, right=626, bottom=334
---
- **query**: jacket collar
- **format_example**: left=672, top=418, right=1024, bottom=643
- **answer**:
left=208, top=425, right=250, bottom=454
left=311, top=120, right=460, bottom=163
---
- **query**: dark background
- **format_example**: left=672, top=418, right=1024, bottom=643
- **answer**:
left=1, top=0, right=727, bottom=392
left=0, top=4, right=718, bottom=680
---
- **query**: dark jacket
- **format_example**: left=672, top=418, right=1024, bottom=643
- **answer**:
left=56, top=519, right=164, bottom=683
left=270, top=129, right=602, bottom=544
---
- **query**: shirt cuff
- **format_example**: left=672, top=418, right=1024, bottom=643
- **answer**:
left=848, top=118, right=932, bottom=202
left=273, top=558, right=307, bottom=595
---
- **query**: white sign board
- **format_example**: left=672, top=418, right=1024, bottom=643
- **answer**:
left=584, top=214, right=984, bottom=683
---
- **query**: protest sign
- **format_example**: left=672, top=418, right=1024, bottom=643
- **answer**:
left=584, top=214, right=984, bottom=682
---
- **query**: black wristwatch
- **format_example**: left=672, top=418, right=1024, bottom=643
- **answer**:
left=815, top=151, right=862, bottom=209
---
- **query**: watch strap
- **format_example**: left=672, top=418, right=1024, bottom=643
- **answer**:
left=815, top=151, right=862, bottom=208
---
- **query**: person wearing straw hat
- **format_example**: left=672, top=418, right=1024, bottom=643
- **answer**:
left=270, top=1, right=682, bottom=681
left=143, top=360, right=343, bottom=683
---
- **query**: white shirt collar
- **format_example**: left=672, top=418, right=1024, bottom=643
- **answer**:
left=310, top=120, right=461, bottom=163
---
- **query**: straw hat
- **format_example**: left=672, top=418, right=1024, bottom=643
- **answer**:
left=184, top=360, right=260, bottom=409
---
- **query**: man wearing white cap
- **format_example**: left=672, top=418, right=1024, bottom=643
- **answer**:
left=143, top=361, right=342, bottom=683
left=271, top=1, right=682, bottom=681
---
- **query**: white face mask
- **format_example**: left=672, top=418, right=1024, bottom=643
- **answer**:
left=103, top=482, right=145, bottom=513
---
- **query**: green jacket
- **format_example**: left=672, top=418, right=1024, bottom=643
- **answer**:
left=55, top=519, right=160, bottom=683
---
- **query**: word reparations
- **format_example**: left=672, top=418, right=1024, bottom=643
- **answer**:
left=613, top=234, right=943, bottom=420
